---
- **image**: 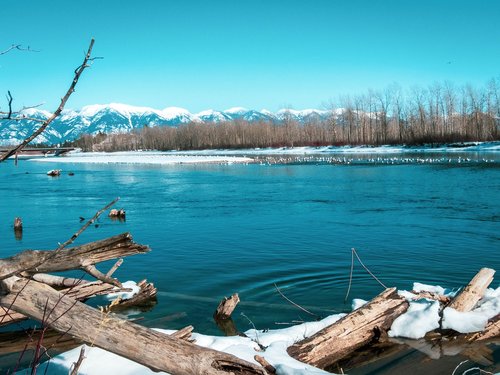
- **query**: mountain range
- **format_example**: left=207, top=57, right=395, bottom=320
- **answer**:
left=0, top=103, right=335, bottom=145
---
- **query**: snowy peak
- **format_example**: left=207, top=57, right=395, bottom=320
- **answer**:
left=0, top=103, right=337, bottom=145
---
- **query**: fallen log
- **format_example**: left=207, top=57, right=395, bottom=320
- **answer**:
left=447, top=268, right=495, bottom=312
left=0, top=232, right=149, bottom=282
left=0, top=328, right=80, bottom=356
left=30, top=273, right=87, bottom=288
left=0, top=276, right=267, bottom=375
left=0, top=281, right=118, bottom=326
left=287, top=287, right=409, bottom=369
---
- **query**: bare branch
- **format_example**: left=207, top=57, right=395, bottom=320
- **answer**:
left=0, top=44, right=40, bottom=56
left=69, top=346, right=86, bottom=375
left=273, top=283, right=321, bottom=319
left=56, top=197, right=119, bottom=252
left=83, top=265, right=121, bottom=287
left=0, top=38, right=96, bottom=162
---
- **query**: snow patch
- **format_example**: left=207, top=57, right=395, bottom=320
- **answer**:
left=388, top=300, right=440, bottom=339
left=104, top=281, right=140, bottom=301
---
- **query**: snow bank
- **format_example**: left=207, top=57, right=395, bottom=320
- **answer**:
left=389, top=299, right=441, bottom=339
left=34, top=284, right=500, bottom=374
left=390, top=284, right=499, bottom=339
left=41, top=315, right=346, bottom=375
left=29, top=151, right=253, bottom=165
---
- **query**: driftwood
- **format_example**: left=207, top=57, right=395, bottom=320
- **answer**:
left=0, top=232, right=148, bottom=283
left=254, top=355, right=276, bottom=374
left=14, top=217, right=23, bottom=231
left=109, top=208, right=126, bottom=219
left=171, top=325, right=195, bottom=342
left=447, top=268, right=495, bottom=312
left=0, top=328, right=80, bottom=356
left=287, top=287, right=409, bottom=369
left=0, top=280, right=118, bottom=326
left=0, top=277, right=266, bottom=375
left=47, top=169, right=61, bottom=176
left=213, top=293, right=240, bottom=336
left=30, top=273, right=86, bottom=288
left=214, top=293, right=240, bottom=320
left=109, top=279, right=158, bottom=310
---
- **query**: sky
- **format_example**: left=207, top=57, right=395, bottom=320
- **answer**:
left=1, top=0, right=499, bottom=113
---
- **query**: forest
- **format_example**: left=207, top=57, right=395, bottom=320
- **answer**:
left=68, top=80, right=500, bottom=152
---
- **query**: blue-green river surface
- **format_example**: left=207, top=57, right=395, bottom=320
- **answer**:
left=0, top=151, right=499, bottom=373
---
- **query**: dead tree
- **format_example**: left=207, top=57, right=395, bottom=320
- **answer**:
left=0, top=39, right=98, bottom=162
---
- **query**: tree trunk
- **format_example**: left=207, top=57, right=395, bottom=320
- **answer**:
left=287, top=287, right=408, bottom=369
left=0, top=276, right=266, bottom=375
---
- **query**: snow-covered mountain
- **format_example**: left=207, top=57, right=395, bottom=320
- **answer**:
left=0, top=103, right=335, bottom=145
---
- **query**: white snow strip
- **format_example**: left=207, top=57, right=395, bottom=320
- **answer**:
left=41, top=315, right=345, bottom=375
left=28, top=152, right=253, bottom=165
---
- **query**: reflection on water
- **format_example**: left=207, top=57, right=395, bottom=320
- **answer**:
left=0, top=154, right=499, bottom=371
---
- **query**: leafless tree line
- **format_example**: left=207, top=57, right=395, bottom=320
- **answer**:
left=71, top=79, right=500, bottom=152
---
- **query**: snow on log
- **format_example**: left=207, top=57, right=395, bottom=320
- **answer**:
left=447, top=268, right=495, bottom=312
left=287, top=287, right=409, bottom=369
left=0, top=276, right=267, bottom=375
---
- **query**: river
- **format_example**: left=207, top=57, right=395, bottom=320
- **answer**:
left=0, top=149, right=499, bottom=373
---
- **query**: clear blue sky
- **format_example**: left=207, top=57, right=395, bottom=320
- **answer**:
left=1, top=0, right=499, bottom=112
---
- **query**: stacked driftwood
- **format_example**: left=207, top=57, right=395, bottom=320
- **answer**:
left=213, top=269, right=499, bottom=373
left=0, top=212, right=269, bottom=375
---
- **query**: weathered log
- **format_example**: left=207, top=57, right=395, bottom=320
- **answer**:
left=110, top=279, right=157, bottom=310
left=447, top=268, right=495, bottom=312
left=171, top=325, right=195, bottom=342
left=0, top=281, right=116, bottom=326
left=0, top=277, right=266, bottom=375
left=0, top=232, right=148, bottom=281
left=0, top=328, right=80, bottom=355
left=30, top=273, right=87, bottom=288
left=0, top=308, right=26, bottom=327
left=254, top=356, right=276, bottom=374
left=287, top=287, right=409, bottom=369
left=14, top=217, right=23, bottom=231
left=214, top=293, right=240, bottom=320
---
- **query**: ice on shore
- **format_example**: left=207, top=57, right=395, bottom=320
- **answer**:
left=34, top=284, right=499, bottom=375
left=29, top=151, right=253, bottom=165
left=42, top=315, right=345, bottom=375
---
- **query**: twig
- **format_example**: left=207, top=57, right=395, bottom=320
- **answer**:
left=273, top=283, right=321, bottom=319
left=352, top=248, right=387, bottom=289
left=0, top=38, right=96, bottom=162
left=69, top=346, right=86, bottom=375
left=0, top=44, right=40, bottom=56
left=105, top=259, right=123, bottom=277
left=56, top=197, right=119, bottom=252
left=83, top=265, right=122, bottom=288
left=344, top=248, right=355, bottom=303
left=240, top=312, right=264, bottom=350
left=344, top=248, right=388, bottom=303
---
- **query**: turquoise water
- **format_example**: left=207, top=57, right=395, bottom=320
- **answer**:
left=1, top=155, right=499, bottom=341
